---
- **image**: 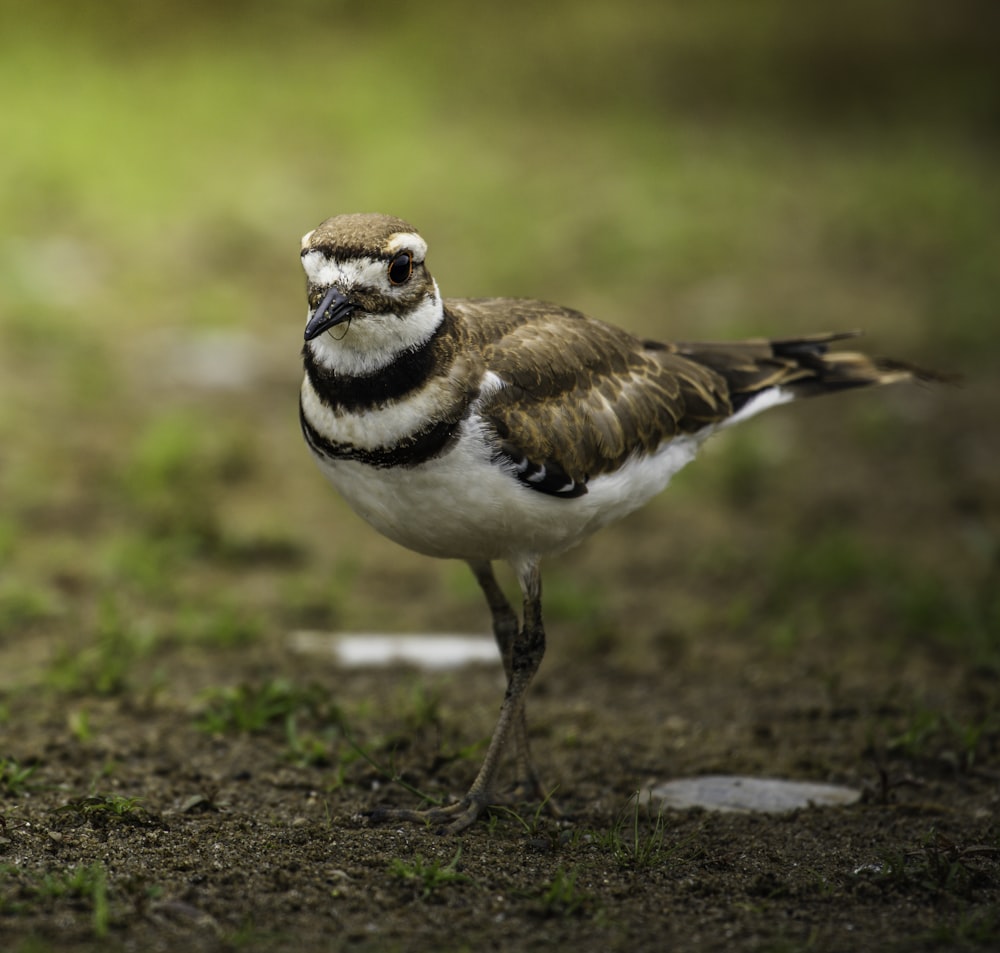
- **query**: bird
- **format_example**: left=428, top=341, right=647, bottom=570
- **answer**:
left=297, top=212, right=936, bottom=833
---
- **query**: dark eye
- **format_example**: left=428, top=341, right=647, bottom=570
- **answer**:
left=387, top=252, right=412, bottom=285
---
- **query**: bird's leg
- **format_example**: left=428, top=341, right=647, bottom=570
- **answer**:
left=467, top=559, right=519, bottom=671
left=366, top=558, right=548, bottom=834
left=467, top=559, right=551, bottom=806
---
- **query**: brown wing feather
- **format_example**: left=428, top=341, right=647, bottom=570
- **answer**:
left=448, top=299, right=732, bottom=484
left=446, top=300, right=937, bottom=491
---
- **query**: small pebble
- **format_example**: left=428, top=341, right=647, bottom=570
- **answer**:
left=645, top=775, right=861, bottom=813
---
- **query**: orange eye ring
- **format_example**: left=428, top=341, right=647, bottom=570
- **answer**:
left=387, top=252, right=412, bottom=285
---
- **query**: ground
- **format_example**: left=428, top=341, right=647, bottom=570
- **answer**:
left=0, top=607, right=998, bottom=952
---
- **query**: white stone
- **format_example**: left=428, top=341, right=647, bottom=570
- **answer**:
left=645, top=775, right=861, bottom=813
left=289, top=631, right=499, bottom=670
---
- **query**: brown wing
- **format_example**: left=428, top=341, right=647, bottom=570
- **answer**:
left=448, top=299, right=733, bottom=491
left=447, top=300, right=934, bottom=497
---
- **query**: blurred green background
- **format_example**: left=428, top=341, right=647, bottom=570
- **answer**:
left=1, top=0, right=997, bottom=675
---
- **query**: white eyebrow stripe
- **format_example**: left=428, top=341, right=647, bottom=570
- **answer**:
left=385, top=232, right=427, bottom=260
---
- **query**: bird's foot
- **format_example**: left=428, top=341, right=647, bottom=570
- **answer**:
left=364, top=779, right=561, bottom=835
left=364, top=792, right=490, bottom=835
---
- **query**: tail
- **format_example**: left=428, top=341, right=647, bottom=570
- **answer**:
left=672, top=331, right=950, bottom=417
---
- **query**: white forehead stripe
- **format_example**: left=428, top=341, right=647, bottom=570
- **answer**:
left=300, top=252, right=387, bottom=288
left=385, top=232, right=427, bottom=260
left=300, top=228, right=316, bottom=249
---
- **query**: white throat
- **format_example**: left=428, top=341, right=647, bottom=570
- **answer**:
left=305, top=276, right=445, bottom=378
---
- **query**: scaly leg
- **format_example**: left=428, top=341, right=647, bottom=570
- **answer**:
left=467, top=559, right=551, bottom=804
left=366, top=558, right=547, bottom=833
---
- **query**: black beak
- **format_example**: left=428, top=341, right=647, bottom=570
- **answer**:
left=304, top=287, right=355, bottom=341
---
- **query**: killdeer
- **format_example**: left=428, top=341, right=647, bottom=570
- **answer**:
left=299, top=212, right=935, bottom=833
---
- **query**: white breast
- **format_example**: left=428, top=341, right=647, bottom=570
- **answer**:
left=307, top=412, right=712, bottom=564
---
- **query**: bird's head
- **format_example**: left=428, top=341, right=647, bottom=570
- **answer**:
left=300, top=213, right=442, bottom=375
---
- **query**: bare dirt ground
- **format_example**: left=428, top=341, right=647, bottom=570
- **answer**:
left=1, top=627, right=997, bottom=953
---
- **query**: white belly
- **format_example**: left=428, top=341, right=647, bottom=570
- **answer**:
left=309, top=416, right=710, bottom=564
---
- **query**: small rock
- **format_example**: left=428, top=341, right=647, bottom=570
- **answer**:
left=645, top=775, right=861, bottom=813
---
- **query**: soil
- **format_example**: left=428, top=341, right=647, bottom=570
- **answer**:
left=2, top=593, right=998, bottom=952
